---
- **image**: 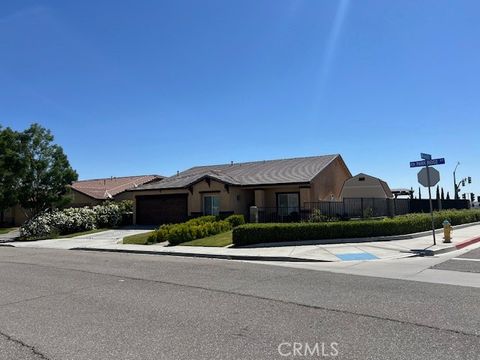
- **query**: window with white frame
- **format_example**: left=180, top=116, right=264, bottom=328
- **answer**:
left=277, top=193, right=299, bottom=216
left=203, top=195, right=220, bottom=216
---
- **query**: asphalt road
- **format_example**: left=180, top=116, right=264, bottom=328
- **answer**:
left=0, top=247, right=478, bottom=360
left=432, top=247, right=480, bottom=273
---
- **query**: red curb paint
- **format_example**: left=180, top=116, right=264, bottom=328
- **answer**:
left=455, top=236, right=480, bottom=250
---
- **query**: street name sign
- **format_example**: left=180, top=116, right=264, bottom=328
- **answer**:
left=421, top=153, right=432, bottom=160
left=418, top=167, right=440, bottom=188
left=410, top=158, right=445, bottom=168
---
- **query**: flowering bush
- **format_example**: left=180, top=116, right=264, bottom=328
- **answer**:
left=53, top=207, right=97, bottom=234
left=93, top=203, right=122, bottom=228
left=20, top=212, right=56, bottom=239
left=20, top=202, right=127, bottom=239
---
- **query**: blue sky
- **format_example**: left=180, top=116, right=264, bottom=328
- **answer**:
left=1, top=0, right=479, bottom=199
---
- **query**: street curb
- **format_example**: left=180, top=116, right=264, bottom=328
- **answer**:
left=0, top=243, right=14, bottom=247
left=71, top=247, right=332, bottom=263
left=455, top=235, right=480, bottom=250
left=410, top=235, right=480, bottom=256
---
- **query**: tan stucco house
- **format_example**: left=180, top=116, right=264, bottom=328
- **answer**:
left=340, top=173, right=393, bottom=199
left=69, top=175, right=164, bottom=207
left=130, top=155, right=351, bottom=225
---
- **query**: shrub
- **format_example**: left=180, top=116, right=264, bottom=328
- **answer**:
left=55, top=207, right=97, bottom=233
left=20, top=212, right=56, bottom=239
left=308, top=209, right=331, bottom=223
left=117, top=200, right=133, bottom=213
left=225, top=214, right=245, bottom=228
left=20, top=207, right=97, bottom=239
left=232, top=209, right=480, bottom=246
left=147, top=218, right=232, bottom=245
left=93, top=203, right=122, bottom=228
left=186, top=215, right=217, bottom=225
left=363, top=207, right=374, bottom=219
left=20, top=202, right=131, bottom=239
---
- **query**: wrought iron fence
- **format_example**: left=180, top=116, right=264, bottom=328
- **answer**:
left=257, top=207, right=311, bottom=223
left=255, top=198, right=470, bottom=223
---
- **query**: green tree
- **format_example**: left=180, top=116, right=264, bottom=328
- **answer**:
left=0, top=126, right=25, bottom=223
left=17, top=124, right=78, bottom=217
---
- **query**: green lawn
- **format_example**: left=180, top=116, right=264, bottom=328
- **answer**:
left=123, top=231, right=156, bottom=245
left=0, top=227, right=16, bottom=234
left=57, top=228, right=109, bottom=238
left=181, top=231, right=233, bottom=247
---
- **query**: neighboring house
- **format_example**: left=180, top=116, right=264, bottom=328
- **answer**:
left=2, top=175, right=164, bottom=226
left=69, top=175, right=164, bottom=207
left=130, top=155, right=351, bottom=225
left=340, top=173, right=393, bottom=199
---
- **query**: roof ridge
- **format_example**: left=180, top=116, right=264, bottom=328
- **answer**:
left=74, top=175, right=161, bottom=183
left=187, top=154, right=339, bottom=170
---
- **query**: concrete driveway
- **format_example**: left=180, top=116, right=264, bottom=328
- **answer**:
left=0, top=229, right=20, bottom=243
left=4, top=228, right=153, bottom=250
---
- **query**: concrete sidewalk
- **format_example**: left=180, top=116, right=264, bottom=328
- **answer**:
left=2, top=228, right=152, bottom=250
left=3, top=223, right=480, bottom=262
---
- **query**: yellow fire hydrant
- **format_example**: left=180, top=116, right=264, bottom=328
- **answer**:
left=443, top=220, right=452, bottom=243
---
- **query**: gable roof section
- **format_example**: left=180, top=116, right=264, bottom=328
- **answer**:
left=134, top=155, right=344, bottom=191
left=72, top=175, right=163, bottom=199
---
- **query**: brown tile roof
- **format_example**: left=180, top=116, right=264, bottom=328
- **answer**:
left=134, top=155, right=347, bottom=191
left=72, top=175, right=163, bottom=199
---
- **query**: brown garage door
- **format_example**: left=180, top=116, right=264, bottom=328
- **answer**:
left=136, top=194, right=188, bottom=225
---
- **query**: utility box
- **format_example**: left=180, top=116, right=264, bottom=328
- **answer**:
left=250, top=206, right=258, bottom=223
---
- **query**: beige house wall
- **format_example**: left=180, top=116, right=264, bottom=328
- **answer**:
left=310, top=157, right=351, bottom=201
left=256, top=185, right=310, bottom=208
left=254, top=190, right=266, bottom=208
left=114, top=192, right=135, bottom=202
left=69, top=190, right=103, bottom=207
left=70, top=189, right=136, bottom=208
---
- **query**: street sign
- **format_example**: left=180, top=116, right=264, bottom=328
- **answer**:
left=410, top=158, right=445, bottom=168
left=418, top=167, right=440, bottom=187
left=411, top=153, right=445, bottom=247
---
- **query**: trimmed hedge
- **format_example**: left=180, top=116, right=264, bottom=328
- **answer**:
left=232, top=210, right=480, bottom=246
left=148, top=214, right=245, bottom=245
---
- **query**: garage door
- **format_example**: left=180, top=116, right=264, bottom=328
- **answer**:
left=136, top=194, right=188, bottom=225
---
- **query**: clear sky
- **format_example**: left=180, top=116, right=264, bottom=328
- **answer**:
left=1, top=0, right=479, bottom=199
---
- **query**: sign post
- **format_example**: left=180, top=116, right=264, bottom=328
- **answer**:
left=426, top=164, right=436, bottom=245
left=411, top=154, right=445, bottom=246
